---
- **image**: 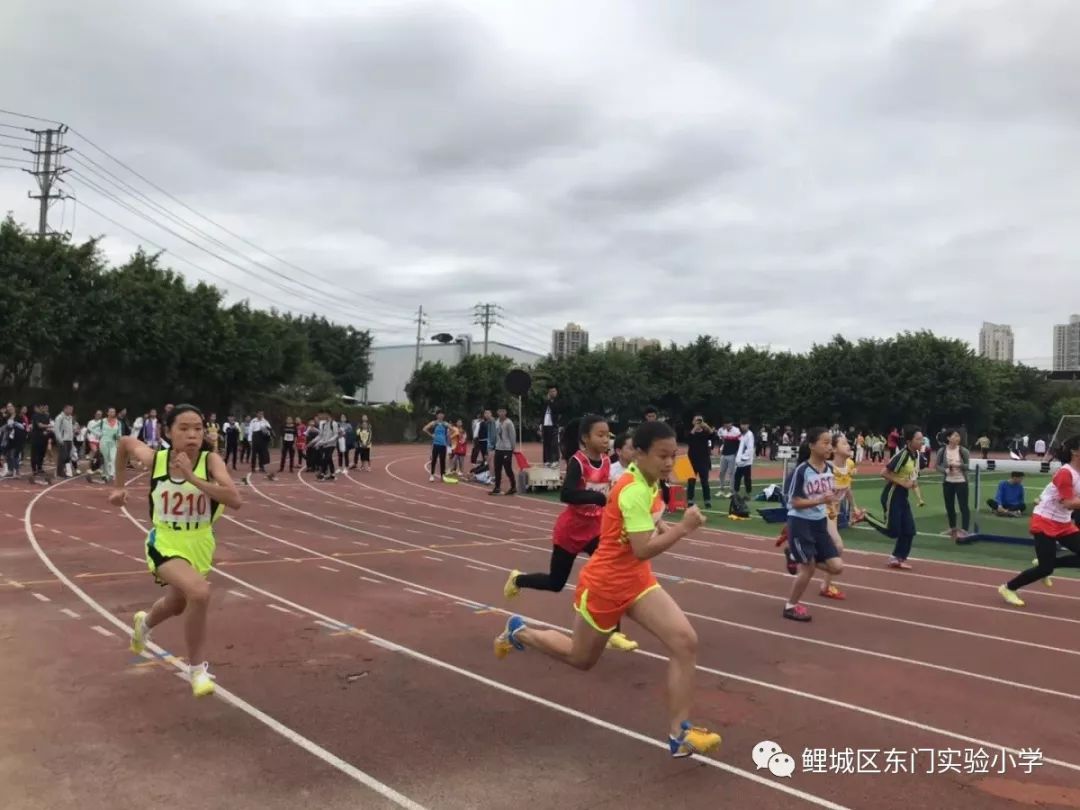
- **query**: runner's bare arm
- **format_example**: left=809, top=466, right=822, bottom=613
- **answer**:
left=173, top=451, right=243, bottom=509
left=113, top=436, right=155, bottom=489
left=629, top=506, right=705, bottom=561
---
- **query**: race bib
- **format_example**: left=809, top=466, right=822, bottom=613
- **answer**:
left=155, top=480, right=212, bottom=530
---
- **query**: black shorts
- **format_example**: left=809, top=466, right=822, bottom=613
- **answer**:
left=359, top=447, right=371, bottom=462
left=146, top=542, right=181, bottom=588
left=787, top=516, right=839, bottom=565
left=884, top=493, right=916, bottom=539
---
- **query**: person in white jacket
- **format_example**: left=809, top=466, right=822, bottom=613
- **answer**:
left=733, top=419, right=755, bottom=497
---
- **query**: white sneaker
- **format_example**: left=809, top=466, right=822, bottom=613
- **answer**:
left=429, top=475, right=435, bottom=482
left=130, top=610, right=151, bottom=654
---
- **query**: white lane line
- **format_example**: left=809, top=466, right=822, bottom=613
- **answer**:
left=59, top=608, right=80, bottom=619
left=6, top=579, right=25, bottom=589
left=200, top=560, right=854, bottom=808
left=314, top=619, right=346, bottom=632
left=50, top=528, right=63, bottom=535
left=88, top=542, right=102, bottom=548
left=352, top=541, right=368, bottom=547
left=455, top=601, right=482, bottom=609
left=239, top=483, right=1080, bottom=765
left=108, top=548, right=125, bottom=555
left=266, top=604, right=296, bottom=615
left=250, top=547, right=270, bottom=556
left=404, top=529, right=422, bottom=535
left=295, top=529, right=309, bottom=535
left=438, top=535, right=455, bottom=540
left=227, top=589, right=251, bottom=599
left=318, top=565, right=340, bottom=573
left=91, top=625, right=115, bottom=638
left=466, top=565, right=490, bottom=572
left=403, top=588, right=429, bottom=597
left=28, top=498, right=428, bottom=810
left=422, top=556, right=443, bottom=563
left=31, top=592, right=51, bottom=602
left=360, top=576, right=382, bottom=584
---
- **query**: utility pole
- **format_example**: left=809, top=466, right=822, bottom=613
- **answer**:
left=414, top=305, right=428, bottom=372
left=24, top=125, right=69, bottom=238
left=473, top=303, right=500, bottom=356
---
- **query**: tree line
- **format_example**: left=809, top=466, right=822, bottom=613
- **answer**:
left=407, top=332, right=1080, bottom=443
left=0, top=216, right=371, bottom=416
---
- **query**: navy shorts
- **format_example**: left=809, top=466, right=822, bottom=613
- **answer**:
left=884, top=494, right=916, bottom=539
left=787, top=517, right=839, bottom=565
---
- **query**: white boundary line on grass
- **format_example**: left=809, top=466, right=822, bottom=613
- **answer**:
left=243, top=478, right=1080, bottom=772
left=22, top=477, right=428, bottom=810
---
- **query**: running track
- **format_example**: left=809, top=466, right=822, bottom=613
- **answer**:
left=2, top=445, right=1079, bottom=810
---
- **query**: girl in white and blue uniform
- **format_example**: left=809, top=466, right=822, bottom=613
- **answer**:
left=782, top=427, right=844, bottom=623
left=423, top=410, right=451, bottom=482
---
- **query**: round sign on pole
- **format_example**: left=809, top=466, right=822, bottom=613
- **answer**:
left=505, top=369, right=532, bottom=397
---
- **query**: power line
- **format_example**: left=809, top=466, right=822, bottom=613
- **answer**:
left=65, top=152, right=413, bottom=328
left=0, top=132, right=35, bottom=144
left=65, top=169, right=412, bottom=333
left=0, top=107, right=63, bottom=124
left=66, top=126, right=426, bottom=314
left=25, top=126, right=70, bottom=237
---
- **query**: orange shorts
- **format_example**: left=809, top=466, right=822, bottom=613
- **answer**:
left=573, top=578, right=660, bottom=634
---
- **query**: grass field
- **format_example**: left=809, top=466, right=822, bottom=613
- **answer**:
left=526, top=468, right=1077, bottom=578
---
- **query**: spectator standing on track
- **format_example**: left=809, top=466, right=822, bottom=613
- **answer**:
left=423, top=411, right=451, bottom=482
left=485, top=409, right=499, bottom=476
left=313, top=410, right=339, bottom=481
left=279, top=416, right=298, bottom=473
left=29, top=404, right=51, bottom=483
left=205, top=413, right=220, bottom=454
left=471, top=411, right=488, bottom=465
left=716, top=419, right=741, bottom=497
left=239, top=415, right=251, bottom=464
left=54, top=404, right=75, bottom=478
left=975, top=433, right=990, bottom=460
left=1035, top=436, right=1048, bottom=457
left=733, top=419, right=755, bottom=497
left=249, top=410, right=273, bottom=475
left=356, top=415, right=373, bottom=471
left=295, top=417, right=308, bottom=469
left=3, top=403, right=27, bottom=478
left=222, top=416, right=240, bottom=469
left=98, top=408, right=123, bottom=483
left=490, top=407, right=518, bottom=496
left=140, top=409, right=161, bottom=450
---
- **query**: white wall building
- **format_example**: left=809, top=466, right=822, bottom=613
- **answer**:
left=977, top=322, right=1014, bottom=363
left=552, top=322, right=589, bottom=358
left=1053, top=314, right=1080, bottom=371
left=358, top=335, right=545, bottom=404
left=604, top=335, right=661, bottom=354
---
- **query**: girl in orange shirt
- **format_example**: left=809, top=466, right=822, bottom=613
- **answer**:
left=494, top=421, right=721, bottom=758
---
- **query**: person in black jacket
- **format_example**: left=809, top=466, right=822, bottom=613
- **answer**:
left=685, top=415, right=714, bottom=509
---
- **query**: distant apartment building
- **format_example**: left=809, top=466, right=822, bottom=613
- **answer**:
left=1053, top=314, right=1080, bottom=371
left=605, top=335, right=661, bottom=354
left=552, top=322, right=589, bottom=358
left=978, top=322, right=1014, bottom=363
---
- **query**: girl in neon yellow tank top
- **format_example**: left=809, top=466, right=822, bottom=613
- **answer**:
left=109, top=404, right=243, bottom=698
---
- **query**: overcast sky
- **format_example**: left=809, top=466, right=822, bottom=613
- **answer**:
left=2, top=0, right=1078, bottom=364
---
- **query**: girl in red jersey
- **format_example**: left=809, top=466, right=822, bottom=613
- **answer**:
left=999, top=436, right=1080, bottom=606
left=503, top=415, right=638, bottom=651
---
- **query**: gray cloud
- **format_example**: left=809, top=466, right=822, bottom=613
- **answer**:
left=1, top=0, right=1077, bottom=362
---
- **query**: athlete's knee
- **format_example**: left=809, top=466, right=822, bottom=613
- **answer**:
left=667, top=624, right=698, bottom=659
left=184, top=579, right=211, bottom=605
left=568, top=652, right=599, bottom=671
left=827, top=559, right=844, bottom=576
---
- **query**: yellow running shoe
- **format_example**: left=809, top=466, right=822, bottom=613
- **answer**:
left=503, top=570, right=521, bottom=599
left=668, top=721, right=722, bottom=758
left=130, top=610, right=150, bottom=654
left=190, top=662, right=216, bottom=698
left=998, top=585, right=1025, bottom=607
left=607, top=632, right=638, bottom=651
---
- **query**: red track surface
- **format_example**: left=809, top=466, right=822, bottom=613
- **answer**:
left=3, top=444, right=1080, bottom=810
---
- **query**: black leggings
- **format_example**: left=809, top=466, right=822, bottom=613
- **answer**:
left=430, top=444, right=447, bottom=477
left=279, top=443, right=295, bottom=471
left=515, top=540, right=622, bottom=633
left=685, top=458, right=711, bottom=505
left=942, top=481, right=970, bottom=530
left=733, top=465, right=752, bottom=495
left=1007, top=532, right=1080, bottom=591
